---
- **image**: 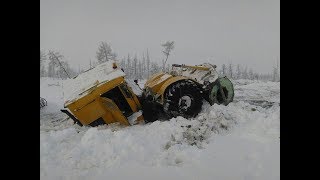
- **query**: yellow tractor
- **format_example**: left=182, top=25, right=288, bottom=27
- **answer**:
left=61, top=61, right=234, bottom=126
left=140, top=63, right=234, bottom=122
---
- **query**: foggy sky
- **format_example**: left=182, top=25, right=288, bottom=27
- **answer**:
left=40, top=0, right=280, bottom=74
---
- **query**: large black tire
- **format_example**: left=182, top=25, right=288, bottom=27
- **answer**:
left=163, top=80, right=203, bottom=118
left=142, top=100, right=165, bottom=123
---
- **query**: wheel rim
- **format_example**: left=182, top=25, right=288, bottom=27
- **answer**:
left=178, top=95, right=193, bottom=111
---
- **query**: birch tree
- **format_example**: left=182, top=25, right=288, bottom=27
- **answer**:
left=96, top=42, right=117, bottom=64
left=161, top=41, right=174, bottom=71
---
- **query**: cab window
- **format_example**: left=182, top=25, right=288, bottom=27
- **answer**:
left=120, top=84, right=133, bottom=98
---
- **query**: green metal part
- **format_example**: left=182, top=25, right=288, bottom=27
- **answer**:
left=209, top=77, right=234, bottom=105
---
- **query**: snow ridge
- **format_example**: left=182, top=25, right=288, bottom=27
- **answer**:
left=40, top=78, right=280, bottom=180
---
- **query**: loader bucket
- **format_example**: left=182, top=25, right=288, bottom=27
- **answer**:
left=208, top=77, right=234, bottom=105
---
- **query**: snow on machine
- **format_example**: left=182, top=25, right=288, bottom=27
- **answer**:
left=141, top=63, right=234, bottom=122
left=61, top=60, right=234, bottom=126
left=61, top=61, right=144, bottom=127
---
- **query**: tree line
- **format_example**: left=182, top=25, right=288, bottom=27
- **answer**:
left=219, top=62, right=280, bottom=82
left=40, top=41, right=279, bottom=82
left=40, top=50, right=78, bottom=79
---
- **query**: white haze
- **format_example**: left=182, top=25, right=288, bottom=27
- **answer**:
left=40, top=0, right=280, bottom=74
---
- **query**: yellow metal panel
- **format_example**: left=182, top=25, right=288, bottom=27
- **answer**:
left=147, top=74, right=171, bottom=89
left=102, top=111, right=116, bottom=124
left=132, top=95, right=142, bottom=109
left=144, top=72, right=166, bottom=88
left=144, top=73, right=174, bottom=96
left=99, top=97, right=130, bottom=126
left=65, top=76, right=143, bottom=127
left=71, top=99, right=105, bottom=125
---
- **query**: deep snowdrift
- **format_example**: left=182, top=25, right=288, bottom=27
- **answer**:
left=40, top=78, right=279, bottom=180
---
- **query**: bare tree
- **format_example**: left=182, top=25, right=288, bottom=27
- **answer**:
left=133, top=54, right=138, bottom=79
left=138, top=59, right=143, bottom=79
left=242, top=66, right=248, bottom=79
left=161, top=41, right=174, bottom=71
left=221, top=64, right=227, bottom=76
left=96, top=42, right=117, bottom=64
left=146, top=49, right=150, bottom=78
left=249, top=68, right=254, bottom=80
left=228, top=63, right=233, bottom=79
left=272, top=66, right=279, bottom=82
left=40, top=50, right=47, bottom=77
left=48, top=50, right=70, bottom=79
left=254, top=72, right=260, bottom=80
left=40, top=50, right=46, bottom=63
left=236, top=64, right=241, bottom=79
left=57, top=61, right=72, bottom=79
left=150, top=61, right=160, bottom=75
left=272, top=59, right=280, bottom=82
left=142, top=52, right=146, bottom=77
left=48, top=51, right=58, bottom=78
left=126, top=54, right=132, bottom=76
left=120, top=57, right=126, bottom=70
left=166, top=63, right=171, bottom=72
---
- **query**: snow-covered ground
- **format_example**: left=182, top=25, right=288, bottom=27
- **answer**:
left=40, top=78, right=280, bottom=180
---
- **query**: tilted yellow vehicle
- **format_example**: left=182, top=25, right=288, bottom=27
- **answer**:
left=61, top=60, right=234, bottom=127
left=61, top=61, right=144, bottom=126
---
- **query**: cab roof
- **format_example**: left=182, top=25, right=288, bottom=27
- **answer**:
left=62, top=60, right=125, bottom=106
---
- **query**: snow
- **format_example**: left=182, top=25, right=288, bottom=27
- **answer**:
left=41, top=77, right=280, bottom=180
left=179, top=96, right=192, bottom=110
left=40, top=78, right=65, bottom=113
left=159, top=73, right=172, bottom=81
left=151, top=73, right=172, bottom=87
left=62, top=60, right=125, bottom=106
left=127, top=110, right=143, bottom=125
left=126, top=79, right=144, bottom=96
left=171, top=63, right=219, bottom=84
left=233, top=79, right=280, bottom=105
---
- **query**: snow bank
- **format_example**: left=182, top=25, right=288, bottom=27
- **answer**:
left=62, top=61, right=125, bottom=106
left=233, top=79, right=280, bottom=104
left=40, top=78, right=280, bottom=180
left=40, top=78, right=64, bottom=113
left=40, top=101, right=279, bottom=180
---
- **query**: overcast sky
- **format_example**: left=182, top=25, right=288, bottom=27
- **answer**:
left=40, top=0, right=279, bottom=74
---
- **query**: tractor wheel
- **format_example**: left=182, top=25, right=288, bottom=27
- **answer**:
left=163, top=80, right=203, bottom=119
